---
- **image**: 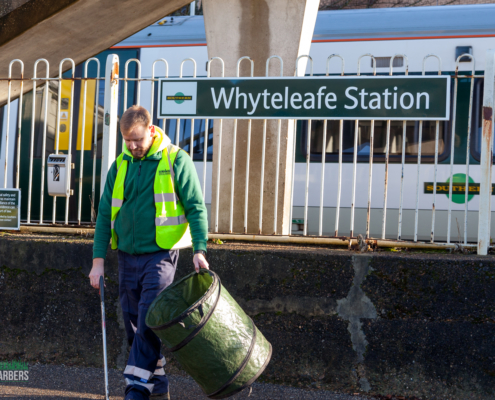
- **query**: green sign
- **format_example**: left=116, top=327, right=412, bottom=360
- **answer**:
left=158, top=76, right=450, bottom=120
left=0, top=189, right=21, bottom=230
left=424, top=174, right=495, bottom=204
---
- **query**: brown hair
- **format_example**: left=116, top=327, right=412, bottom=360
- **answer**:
left=120, top=105, right=151, bottom=133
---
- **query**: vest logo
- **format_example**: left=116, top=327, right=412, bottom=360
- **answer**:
left=159, top=169, right=171, bottom=175
left=166, top=92, right=193, bottom=104
left=160, top=82, right=197, bottom=115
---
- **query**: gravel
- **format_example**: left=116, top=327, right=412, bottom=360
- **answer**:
left=0, top=363, right=372, bottom=400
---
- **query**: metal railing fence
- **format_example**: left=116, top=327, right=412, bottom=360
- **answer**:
left=0, top=51, right=493, bottom=254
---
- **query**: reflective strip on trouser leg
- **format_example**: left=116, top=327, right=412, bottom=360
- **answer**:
left=153, top=355, right=166, bottom=376
left=124, top=366, right=153, bottom=380
left=156, top=356, right=166, bottom=368
left=125, top=377, right=154, bottom=393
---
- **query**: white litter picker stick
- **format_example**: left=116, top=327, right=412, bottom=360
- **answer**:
left=99, top=275, right=110, bottom=400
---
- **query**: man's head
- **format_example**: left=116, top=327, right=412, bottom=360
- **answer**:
left=120, top=106, right=155, bottom=159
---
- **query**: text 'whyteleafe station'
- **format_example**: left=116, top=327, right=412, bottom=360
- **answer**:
left=158, top=76, right=450, bottom=120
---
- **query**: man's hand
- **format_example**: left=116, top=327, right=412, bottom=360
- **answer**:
left=89, top=258, right=105, bottom=289
left=193, top=253, right=209, bottom=273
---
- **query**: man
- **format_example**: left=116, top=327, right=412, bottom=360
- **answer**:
left=89, top=105, right=209, bottom=400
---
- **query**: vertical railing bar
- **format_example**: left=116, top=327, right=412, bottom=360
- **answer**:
left=178, top=59, right=197, bottom=149
left=51, top=62, right=64, bottom=224
left=289, top=125, right=297, bottom=235
left=259, top=118, right=267, bottom=234
left=390, top=54, right=409, bottom=240
left=397, top=119, right=406, bottom=241
left=461, top=55, right=475, bottom=244
left=39, top=65, right=51, bottom=224
left=422, top=55, right=443, bottom=243
left=230, top=56, right=254, bottom=234
left=5, top=61, right=23, bottom=188
left=352, top=54, right=375, bottom=238
left=350, top=119, right=358, bottom=238
left=273, top=57, right=284, bottom=235
left=319, top=118, right=327, bottom=237
left=205, top=57, right=224, bottom=233
left=91, top=58, right=101, bottom=225
left=366, top=63, right=377, bottom=239
left=273, top=118, right=282, bottom=235
left=388, top=54, right=408, bottom=240
left=447, top=65, right=459, bottom=244
left=189, top=119, right=195, bottom=157
left=431, top=120, right=440, bottom=242
left=295, top=55, right=313, bottom=236
left=4, top=72, right=11, bottom=188
left=64, top=59, right=76, bottom=225
left=239, top=57, right=254, bottom=234
left=414, top=121, right=423, bottom=242
left=151, top=59, right=169, bottom=125
left=244, top=118, right=252, bottom=233
left=335, top=119, right=343, bottom=236
left=259, top=55, right=284, bottom=234
left=27, top=60, right=48, bottom=223
left=202, top=118, right=209, bottom=200
left=366, top=120, right=375, bottom=239
left=78, top=58, right=99, bottom=225
left=14, top=61, right=24, bottom=189
left=123, top=58, right=142, bottom=151
left=322, top=55, right=344, bottom=237
left=230, top=117, right=238, bottom=233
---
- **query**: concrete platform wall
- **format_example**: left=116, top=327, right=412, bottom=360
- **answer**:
left=0, top=234, right=494, bottom=399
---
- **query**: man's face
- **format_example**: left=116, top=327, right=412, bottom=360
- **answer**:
left=121, top=124, right=155, bottom=159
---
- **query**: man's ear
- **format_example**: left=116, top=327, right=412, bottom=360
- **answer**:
left=149, top=125, right=155, bottom=136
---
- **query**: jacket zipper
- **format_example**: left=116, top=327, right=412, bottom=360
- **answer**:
left=133, top=160, right=142, bottom=254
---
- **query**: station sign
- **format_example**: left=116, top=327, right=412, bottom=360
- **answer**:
left=0, top=189, right=21, bottom=230
left=157, top=76, right=450, bottom=120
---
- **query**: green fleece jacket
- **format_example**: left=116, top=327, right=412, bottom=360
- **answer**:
left=93, top=126, right=208, bottom=259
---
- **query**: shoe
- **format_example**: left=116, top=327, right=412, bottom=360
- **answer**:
left=150, top=393, right=170, bottom=400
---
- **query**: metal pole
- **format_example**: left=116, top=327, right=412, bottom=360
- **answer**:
left=295, top=55, right=313, bottom=236
left=422, top=55, right=443, bottom=243
left=207, top=57, right=225, bottom=233
left=99, top=275, right=110, bottom=400
left=477, top=49, right=495, bottom=255
left=27, top=60, right=49, bottom=223
left=100, top=54, right=119, bottom=197
left=4, top=61, right=23, bottom=188
left=14, top=61, right=24, bottom=189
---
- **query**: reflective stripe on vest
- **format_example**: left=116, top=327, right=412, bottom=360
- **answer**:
left=110, top=144, right=192, bottom=250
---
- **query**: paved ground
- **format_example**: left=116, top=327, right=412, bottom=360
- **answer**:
left=0, top=363, right=372, bottom=400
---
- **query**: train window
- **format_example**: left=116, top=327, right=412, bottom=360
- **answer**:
left=471, top=79, right=494, bottom=162
left=164, top=119, right=213, bottom=161
left=306, top=118, right=447, bottom=163
left=61, top=98, right=69, bottom=110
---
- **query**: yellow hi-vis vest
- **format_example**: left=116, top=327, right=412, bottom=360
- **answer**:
left=110, top=143, right=192, bottom=250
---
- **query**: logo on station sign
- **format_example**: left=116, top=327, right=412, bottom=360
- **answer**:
left=160, top=82, right=197, bottom=115
left=166, top=92, right=193, bottom=104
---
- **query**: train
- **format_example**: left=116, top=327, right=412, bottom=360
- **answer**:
left=1, top=4, right=494, bottom=242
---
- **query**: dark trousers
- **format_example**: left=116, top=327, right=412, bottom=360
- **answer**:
left=118, top=249, right=178, bottom=399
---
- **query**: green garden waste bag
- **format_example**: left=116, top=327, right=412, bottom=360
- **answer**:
left=146, top=269, right=272, bottom=399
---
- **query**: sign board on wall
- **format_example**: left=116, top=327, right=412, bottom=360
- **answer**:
left=157, top=76, right=451, bottom=120
left=0, top=189, right=21, bottom=230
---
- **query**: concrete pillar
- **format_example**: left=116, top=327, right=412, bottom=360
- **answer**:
left=203, top=0, right=319, bottom=234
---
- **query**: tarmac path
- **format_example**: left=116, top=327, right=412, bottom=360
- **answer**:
left=0, top=364, right=372, bottom=400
